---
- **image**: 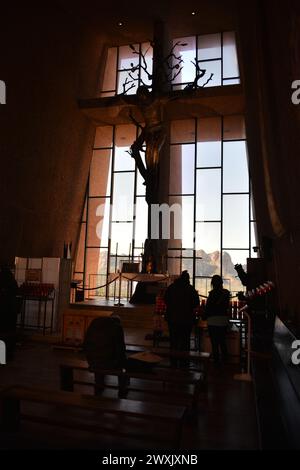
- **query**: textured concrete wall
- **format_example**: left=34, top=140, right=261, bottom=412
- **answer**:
left=0, top=5, right=103, bottom=263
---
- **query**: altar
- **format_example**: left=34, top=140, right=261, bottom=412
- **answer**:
left=108, top=273, right=171, bottom=305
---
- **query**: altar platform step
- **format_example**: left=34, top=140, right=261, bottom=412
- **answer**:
left=61, top=301, right=156, bottom=346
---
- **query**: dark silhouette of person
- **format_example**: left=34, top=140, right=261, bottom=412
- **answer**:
left=164, top=271, right=199, bottom=366
left=83, top=315, right=129, bottom=397
left=0, top=264, right=19, bottom=361
left=203, top=275, right=230, bottom=366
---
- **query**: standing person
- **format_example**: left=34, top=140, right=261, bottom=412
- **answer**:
left=164, top=271, right=199, bottom=366
left=0, top=264, right=19, bottom=361
left=204, top=275, right=230, bottom=366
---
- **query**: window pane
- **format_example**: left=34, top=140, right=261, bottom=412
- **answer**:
left=111, top=222, right=133, bottom=255
left=197, top=142, right=221, bottom=168
left=117, top=70, right=139, bottom=95
left=197, top=116, right=221, bottom=142
left=89, top=150, right=112, bottom=197
left=112, top=173, right=135, bottom=221
left=140, top=42, right=153, bottom=87
left=250, top=222, right=258, bottom=258
left=168, top=196, right=194, bottom=249
left=114, top=125, right=136, bottom=172
left=87, top=198, right=110, bottom=247
left=114, top=147, right=135, bottom=172
left=196, top=254, right=221, bottom=278
left=195, top=277, right=214, bottom=298
left=182, top=258, right=194, bottom=279
left=172, top=37, right=196, bottom=85
left=115, top=124, right=136, bottom=148
left=222, top=250, right=248, bottom=293
left=223, top=195, right=249, bottom=248
left=197, top=117, right=221, bottom=167
left=182, top=196, right=194, bottom=248
left=197, top=60, right=221, bottom=87
left=196, top=169, right=221, bottom=221
left=198, top=33, right=221, bottom=60
left=195, top=222, right=221, bottom=253
left=94, top=126, right=113, bottom=148
left=223, top=78, right=240, bottom=85
left=169, top=144, right=195, bottom=194
left=85, top=248, right=101, bottom=288
left=118, top=44, right=140, bottom=70
left=223, top=141, right=249, bottom=193
left=136, top=171, right=146, bottom=196
left=223, top=115, right=246, bottom=140
left=167, top=249, right=194, bottom=274
left=195, top=222, right=221, bottom=278
left=85, top=248, right=108, bottom=293
left=223, top=32, right=239, bottom=78
left=171, top=119, right=195, bottom=144
left=101, top=47, right=117, bottom=92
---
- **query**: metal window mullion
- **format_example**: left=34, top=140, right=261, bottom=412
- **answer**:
left=221, top=116, right=224, bottom=278
left=132, top=125, right=139, bottom=269
left=193, top=118, right=197, bottom=286
left=195, top=34, right=199, bottom=88
left=106, top=126, right=116, bottom=297
left=115, top=47, right=120, bottom=95
left=221, top=32, right=224, bottom=86
left=83, top=185, right=89, bottom=291
left=197, top=57, right=222, bottom=63
left=249, top=170, right=252, bottom=260
left=138, top=43, right=142, bottom=88
left=93, top=146, right=113, bottom=151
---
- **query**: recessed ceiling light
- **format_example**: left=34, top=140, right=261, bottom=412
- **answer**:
left=191, top=11, right=196, bottom=16
left=118, top=21, right=124, bottom=27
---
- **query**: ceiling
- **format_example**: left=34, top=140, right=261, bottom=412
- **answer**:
left=57, top=0, right=238, bottom=43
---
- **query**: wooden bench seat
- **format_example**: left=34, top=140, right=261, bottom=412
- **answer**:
left=126, top=344, right=210, bottom=376
left=60, top=358, right=205, bottom=411
left=0, top=385, right=186, bottom=448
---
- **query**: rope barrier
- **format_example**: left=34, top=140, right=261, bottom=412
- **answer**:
left=76, top=273, right=170, bottom=292
left=76, top=276, right=118, bottom=291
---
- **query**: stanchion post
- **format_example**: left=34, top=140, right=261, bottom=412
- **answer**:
left=114, top=272, right=124, bottom=307
left=234, top=305, right=252, bottom=382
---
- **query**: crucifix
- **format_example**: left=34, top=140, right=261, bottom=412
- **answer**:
left=79, top=21, right=216, bottom=276
left=119, top=22, right=213, bottom=274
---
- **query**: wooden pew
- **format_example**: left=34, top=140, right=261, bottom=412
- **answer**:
left=59, top=358, right=205, bottom=413
left=0, top=385, right=187, bottom=448
left=126, top=344, right=210, bottom=377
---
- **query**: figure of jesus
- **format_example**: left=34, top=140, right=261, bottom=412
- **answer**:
left=129, top=86, right=168, bottom=205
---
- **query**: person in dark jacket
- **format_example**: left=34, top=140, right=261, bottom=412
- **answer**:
left=0, top=264, right=19, bottom=361
left=164, top=271, right=199, bottom=365
left=203, top=275, right=230, bottom=365
left=83, top=315, right=128, bottom=397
